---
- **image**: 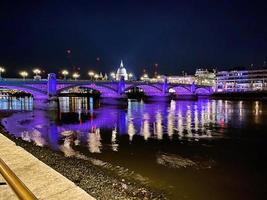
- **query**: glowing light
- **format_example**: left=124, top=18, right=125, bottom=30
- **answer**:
left=143, top=74, right=148, bottom=78
left=128, top=73, right=133, bottom=78
left=33, top=69, right=41, bottom=75
left=62, top=70, right=69, bottom=76
left=88, top=71, right=95, bottom=80
left=72, top=73, right=80, bottom=80
left=155, top=112, right=163, bottom=140
left=94, top=74, right=99, bottom=79
left=0, top=66, right=5, bottom=73
left=0, top=66, right=5, bottom=78
left=20, top=71, right=28, bottom=79
left=110, top=72, right=115, bottom=79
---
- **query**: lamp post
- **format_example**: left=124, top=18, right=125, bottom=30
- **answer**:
left=88, top=71, right=94, bottom=80
left=110, top=72, right=115, bottom=80
left=0, top=66, right=5, bottom=79
left=20, top=71, right=28, bottom=80
left=128, top=73, right=133, bottom=81
left=72, top=73, right=80, bottom=80
left=94, top=74, right=99, bottom=80
left=33, top=69, right=41, bottom=76
left=62, top=70, right=69, bottom=80
left=143, top=74, right=148, bottom=79
left=33, top=68, right=41, bottom=80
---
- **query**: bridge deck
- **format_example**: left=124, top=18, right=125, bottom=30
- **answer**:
left=0, top=133, right=95, bottom=200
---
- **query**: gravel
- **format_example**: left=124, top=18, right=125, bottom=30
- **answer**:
left=0, top=117, right=166, bottom=200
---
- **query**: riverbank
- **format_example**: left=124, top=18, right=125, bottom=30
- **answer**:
left=0, top=113, right=166, bottom=200
left=0, top=132, right=94, bottom=200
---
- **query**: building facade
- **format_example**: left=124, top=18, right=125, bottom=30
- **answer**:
left=195, top=69, right=216, bottom=87
left=116, top=60, right=128, bottom=81
left=145, top=69, right=216, bottom=87
left=216, top=69, right=267, bottom=92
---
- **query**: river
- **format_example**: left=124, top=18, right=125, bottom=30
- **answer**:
left=1, top=96, right=267, bottom=199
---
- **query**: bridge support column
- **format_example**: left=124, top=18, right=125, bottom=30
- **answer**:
left=47, top=73, right=58, bottom=101
left=118, top=77, right=125, bottom=94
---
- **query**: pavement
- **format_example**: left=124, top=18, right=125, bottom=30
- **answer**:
left=0, top=133, right=95, bottom=200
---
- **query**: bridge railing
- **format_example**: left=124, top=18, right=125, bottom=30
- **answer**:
left=0, top=78, right=212, bottom=88
left=0, top=78, right=48, bottom=82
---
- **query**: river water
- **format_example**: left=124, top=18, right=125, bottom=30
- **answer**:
left=1, top=96, right=267, bottom=199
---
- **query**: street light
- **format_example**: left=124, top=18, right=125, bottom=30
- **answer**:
left=72, top=73, right=80, bottom=80
left=0, top=66, right=5, bottom=79
left=128, top=73, right=133, bottom=80
left=94, top=74, right=99, bottom=80
left=110, top=72, right=115, bottom=80
left=20, top=71, right=28, bottom=80
left=33, top=68, right=41, bottom=76
left=62, top=70, right=69, bottom=80
left=88, top=71, right=95, bottom=80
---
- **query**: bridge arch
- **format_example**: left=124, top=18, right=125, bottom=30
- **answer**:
left=169, top=86, right=192, bottom=95
left=195, top=87, right=212, bottom=95
left=57, top=83, right=120, bottom=98
left=0, top=85, right=47, bottom=99
left=125, top=84, right=163, bottom=96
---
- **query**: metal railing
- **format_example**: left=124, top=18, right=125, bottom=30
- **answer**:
left=0, top=158, right=37, bottom=200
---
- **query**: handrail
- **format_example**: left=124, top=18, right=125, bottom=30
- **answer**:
left=0, top=158, right=38, bottom=200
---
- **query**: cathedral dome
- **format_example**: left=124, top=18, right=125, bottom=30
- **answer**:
left=116, top=60, right=128, bottom=80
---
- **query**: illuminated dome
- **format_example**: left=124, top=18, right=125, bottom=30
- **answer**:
left=116, top=60, right=128, bottom=80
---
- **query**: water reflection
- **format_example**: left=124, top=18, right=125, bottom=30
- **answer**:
left=0, top=96, right=33, bottom=111
left=2, top=97, right=267, bottom=153
left=2, top=96, right=267, bottom=200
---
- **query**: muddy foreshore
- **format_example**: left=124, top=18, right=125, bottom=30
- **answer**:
left=0, top=113, right=166, bottom=200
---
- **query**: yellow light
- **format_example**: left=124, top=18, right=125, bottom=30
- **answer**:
left=0, top=67, right=5, bottom=73
left=62, top=70, right=69, bottom=76
left=88, top=71, right=94, bottom=76
left=94, top=74, right=99, bottom=79
left=129, top=73, right=133, bottom=78
left=33, top=69, right=41, bottom=75
left=143, top=74, right=148, bottom=78
left=20, top=71, right=28, bottom=78
left=72, top=73, right=80, bottom=79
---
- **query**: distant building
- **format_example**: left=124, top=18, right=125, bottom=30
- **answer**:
left=147, top=68, right=215, bottom=86
left=167, top=75, right=195, bottom=84
left=216, top=69, right=267, bottom=92
left=116, top=60, right=128, bottom=81
left=195, top=69, right=216, bottom=87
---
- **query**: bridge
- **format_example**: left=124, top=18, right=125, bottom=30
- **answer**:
left=0, top=73, right=212, bottom=103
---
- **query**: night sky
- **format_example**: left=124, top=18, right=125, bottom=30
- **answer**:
left=0, top=0, right=267, bottom=78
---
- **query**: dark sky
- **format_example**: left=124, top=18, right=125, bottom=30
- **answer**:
left=0, top=0, right=267, bottom=77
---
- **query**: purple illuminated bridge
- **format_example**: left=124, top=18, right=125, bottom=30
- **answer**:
left=0, top=73, right=212, bottom=102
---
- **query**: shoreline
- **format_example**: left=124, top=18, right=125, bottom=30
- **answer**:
left=0, top=113, right=166, bottom=200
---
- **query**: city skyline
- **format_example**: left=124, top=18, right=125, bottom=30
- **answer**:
left=1, top=0, right=267, bottom=77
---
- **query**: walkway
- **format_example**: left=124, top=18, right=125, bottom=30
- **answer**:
left=0, top=133, right=95, bottom=200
